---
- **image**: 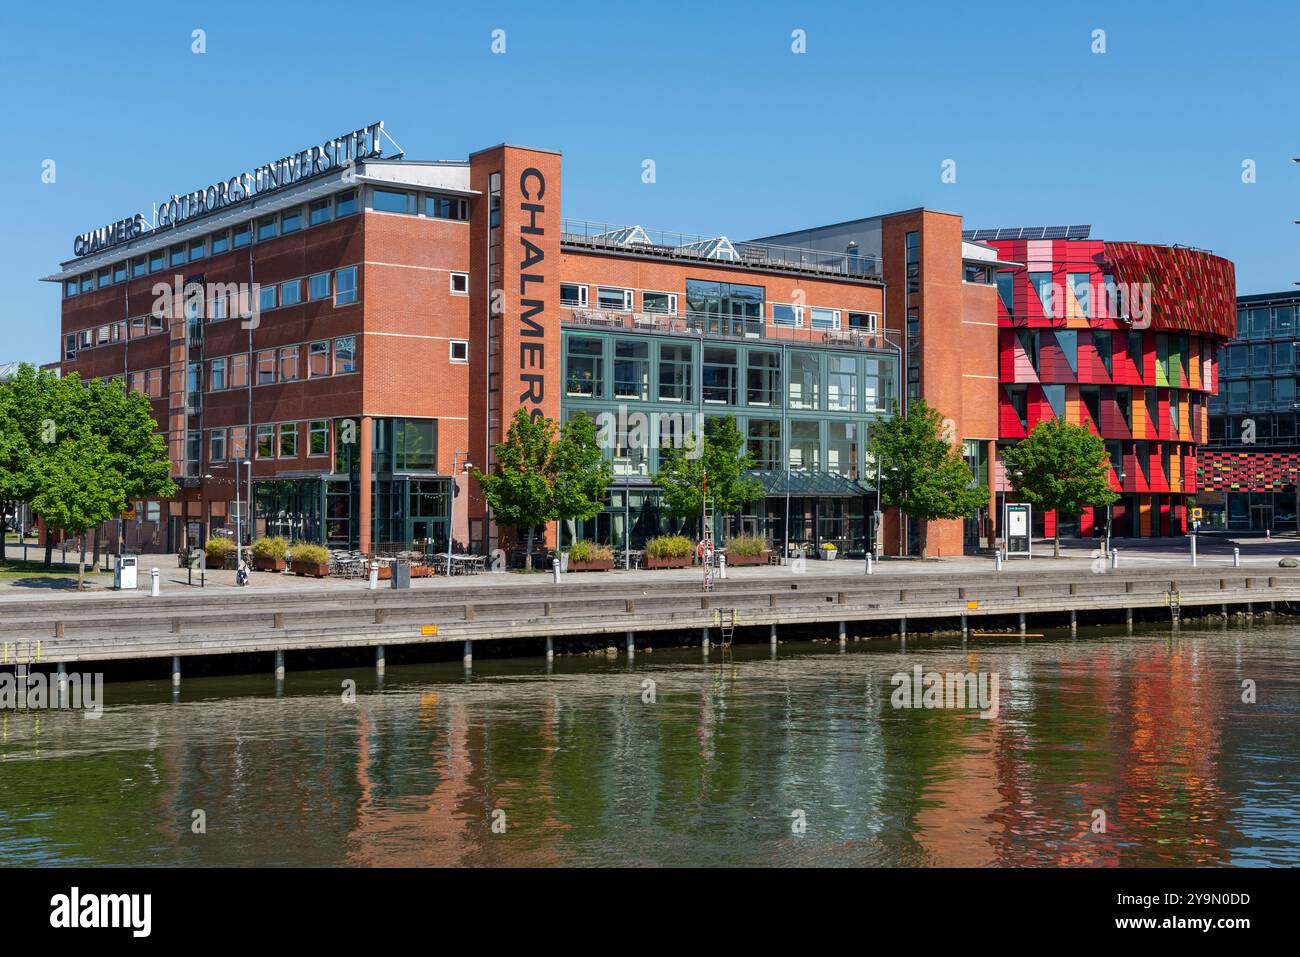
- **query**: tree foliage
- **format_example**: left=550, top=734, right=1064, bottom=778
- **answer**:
left=1001, top=416, right=1118, bottom=556
left=474, top=408, right=612, bottom=567
left=867, top=399, right=988, bottom=557
left=653, top=416, right=763, bottom=532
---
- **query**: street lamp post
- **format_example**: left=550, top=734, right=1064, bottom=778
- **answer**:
left=1107, top=470, right=1125, bottom=557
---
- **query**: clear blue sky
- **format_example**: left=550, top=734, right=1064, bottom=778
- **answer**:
left=2, top=0, right=1297, bottom=365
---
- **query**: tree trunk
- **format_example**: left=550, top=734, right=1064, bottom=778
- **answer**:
left=0, top=506, right=8, bottom=563
left=524, top=526, right=535, bottom=571
left=1053, top=532, right=1061, bottom=558
left=78, top=536, right=87, bottom=591
left=44, top=531, right=53, bottom=569
left=921, top=522, right=928, bottom=560
left=92, top=526, right=101, bottom=571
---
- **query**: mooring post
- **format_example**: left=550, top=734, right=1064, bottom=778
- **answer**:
left=463, top=640, right=473, bottom=669
left=1070, top=609, right=1077, bottom=636
left=769, top=623, right=778, bottom=648
left=545, top=635, right=554, bottom=660
left=961, top=613, right=968, bottom=637
left=274, top=650, right=285, bottom=680
left=626, top=631, right=635, bottom=659
left=1126, top=607, right=1134, bottom=632
left=1221, top=602, right=1229, bottom=617
left=838, top=620, right=847, bottom=650
left=171, top=656, right=181, bottom=686
left=375, top=645, right=386, bottom=672
left=701, top=628, right=709, bottom=653
left=56, top=661, right=67, bottom=688
left=899, top=616, right=907, bottom=639
left=1019, top=613, right=1026, bottom=636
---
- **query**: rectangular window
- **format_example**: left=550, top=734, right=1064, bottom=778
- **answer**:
left=614, top=340, right=650, bottom=400
left=450, top=272, right=469, bottom=295
left=702, top=347, right=738, bottom=405
left=334, top=189, right=357, bottom=217
left=232, top=223, right=251, bottom=248
left=827, top=355, right=857, bottom=411
left=308, top=340, right=330, bottom=377
left=258, top=284, right=277, bottom=312
left=280, top=279, right=302, bottom=306
left=279, top=346, right=299, bottom=382
left=64, top=334, right=76, bottom=359
left=65, top=280, right=77, bottom=298
left=827, top=422, right=860, bottom=477
left=450, top=340, right=469, bottom=363
left=308, top=272, right=330, bottom=301
left=256, top=350, right=276, bottom=384
left=848, top=312, right=878, bottom=333
left=747, top=419, right=781, bottom=470
left=426, top=194, right=469, bottom=220
left=209, top=429, right=227, bottom=463
left=372, top=188, right=411, bottom=214
left=309, top=420, right=330, bottom=456
left=131, top=316, right=146, bottom=338
left=746, top=350, right=781, bottom=407
left=566, top=337, right=604, bottom=397
left=210, top=357, right=227, bottom=391
left=333, top=336, right=356, bottom=373
left=229, top=353, right=249, bottom=388
left=189, top=238, right=206, bottom=262
left=281, top=207, right=302, bottom=234
left=905, top=231, right=920, bottom=295
left=211, top=231, right=230, bottom=255
left=256, top=215, right=278, bottom=241
left=394, top=418, right=436, bottom=472
left=256, top=424, right=276, bottom=459
left=772, top=303, right=803, bottom=326
left=810, top=307, right=840, bottom=330
left=79, top=274, right=92, bottom=293
left=131, top=256, right=148, bottom=278
left=279, top=423, right=298, bottom=458
left=150, top=249, right=166, bottom=272
left=333, top=266, right=358, bottom=305
left=113, top=261, right=127, bottom=283
left=790, top=420, right=821, bottom=470
left=309, top=198, right=332, bottom=226
left=642, top=291, right=677, bottom=315
left=1069, top=272, right=1091, bottom=317
left=864, top=357, right=894, bottom=411
left=658, top=343, right=693, bottom=402
left=229, top=426, right=248, bottom=462
left=169, top=245, right=186, bottom=268
left=789, top=352, right=821, bottom=410
left=597, top=287, right=633, bottom=312
left=560, top=283, right=588, bottom=307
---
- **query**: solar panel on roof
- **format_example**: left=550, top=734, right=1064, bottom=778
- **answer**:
left=1067, top=224, right=1092, bottom=239
left=1043, top=226, right=1068, bottom=239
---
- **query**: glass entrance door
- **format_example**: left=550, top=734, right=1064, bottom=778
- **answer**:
left=1250, top=503, right=1273, bottom=530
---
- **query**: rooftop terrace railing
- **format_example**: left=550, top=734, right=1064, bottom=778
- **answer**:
left=561, top=306, right=902, bottom=353
left=560, top=219, right=883, bottom=281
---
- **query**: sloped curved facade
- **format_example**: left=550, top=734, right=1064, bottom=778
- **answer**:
left=989, top=238, right=1235, bottom=538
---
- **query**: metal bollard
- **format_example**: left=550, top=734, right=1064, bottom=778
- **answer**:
left=865, top=554, right=873, bottom=575
left=1110, top=548, right=1118, bottom=570
left=1190, top=534, right=1197, bottom=567
left=552, top=562, right=562, bottom=584
left=150, top=567, right=160, bottom=597
left=718, top=554, right=727, bottom=579
left=995, top=550, right=1002, bottom=572
left=1233, top=547, right=1240, bottom=568
left=369, top=561, right=379, bottom=590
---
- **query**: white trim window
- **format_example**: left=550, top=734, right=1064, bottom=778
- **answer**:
left=642, top=291, right=678, bottom=316
left=772, top=303, right=804, bottom=327
left=848, top=311, right=878, bottom=333
left=810, top=307, right=841, bottom=330
left=450, top=339, right=469, bottom=363
left=597, top=286, right=634, bottom=312
left=560, top=283, right=588, bottom=308
left=450, top=272, right=469, bottom=295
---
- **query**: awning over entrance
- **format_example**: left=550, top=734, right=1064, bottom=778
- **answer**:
left=746, top=470, right=873, bottom=497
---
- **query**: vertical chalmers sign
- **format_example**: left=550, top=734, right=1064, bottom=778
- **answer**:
left=506, top=151, right=561, bottom=428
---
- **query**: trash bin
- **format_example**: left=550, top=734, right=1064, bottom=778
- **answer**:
left=114, top=554, right=138, bottom=590
left=390, top=561, right=411, bottom=589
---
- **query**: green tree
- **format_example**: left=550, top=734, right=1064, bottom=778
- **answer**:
left=653, top=416, right=763, bottom=538
left=1001, top=416, right=1119, bottom=557
left=868, top=399, right=988, bottom=559
left=551, top=411, right=614, bottom=530
left=30, top=432, right=126, bottom=589
left=475, top=408, right=613, bottom=570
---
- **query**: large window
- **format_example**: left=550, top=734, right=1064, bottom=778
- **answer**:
left=565, top=337, right=604, bottom=397
left=394, top=418, right=437, bottom=471
left=560, top=283, right=588, bottom=307
left=827, top=422, right=860, bottom=476
left=863, top=357, right=893, bottom=412
left=685, top=279, right=764, bottom=335
left=827, top=356, right=857, bottom=411
left=597, top=287, right=633, bottom=312
left=334, top=266, right=358, bottom=305
left=372, top=188, right=412, bottom=214
left=789, top=420, right=820, bottom=470
left=658, top=343, right=693, bottom=402
left=642, top=291, right=677, bottom=315
left=746, top=350, right=780, bottom=407
left=334, top=336, right=356, bottom=373
left=746, top=419, right=781, bottom=470
left=613, top=340, right=650, bottom=400
left=789, top=352, right=820, bottom=410
left=702, top=347, right=738, bottom=405
left=810, top=307, right=840, bottom=330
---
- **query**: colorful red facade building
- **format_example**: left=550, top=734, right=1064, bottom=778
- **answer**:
left=977, top=228, right=1236, bottom=538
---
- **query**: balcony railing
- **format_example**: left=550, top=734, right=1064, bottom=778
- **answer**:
left=561, top=219, right=883, bottom=280
left=562, top=306, right=900, bottom=353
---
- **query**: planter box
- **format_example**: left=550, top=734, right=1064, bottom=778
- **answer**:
left=820, top=549, right=839, bottom=561
left=723, top=551, right=769, bottom=567
left=411, top=564, right=432, bottom=578
left=644, top=554, right=693, bottom=569
left=252, top=557, right=286, bottom=572
left=567, top=558, right=613, bottom=572
left=290, top=561, right=329, bottom=578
